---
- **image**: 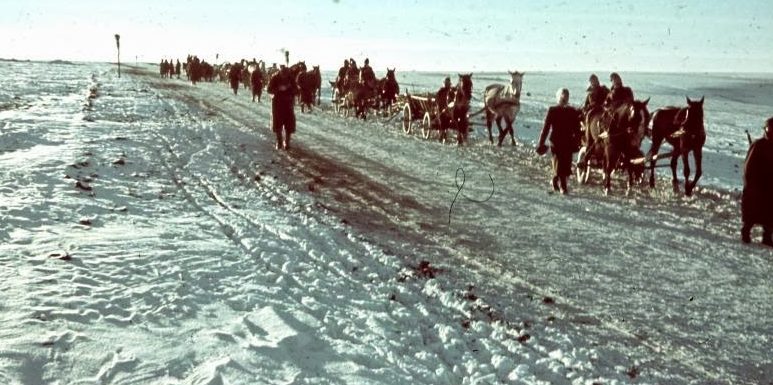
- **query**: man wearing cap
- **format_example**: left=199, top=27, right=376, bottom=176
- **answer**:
left=434, top=77, right=454, bottom=138
left=537, top=88, right=583, bottom=194
left=267, top=65, right=297, bottom=150
left=741, top=117, right=773, bottom=246
left=360, top=58, right=376, bottom=89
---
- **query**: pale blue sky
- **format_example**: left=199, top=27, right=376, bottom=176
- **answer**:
left=1, top=0, right=771, bottom=72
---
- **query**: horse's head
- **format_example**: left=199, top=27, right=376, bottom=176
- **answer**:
left=312, top=65, right=320, bottom=74
left=457, top=73, right=473, bottom=102
left=630, top=97, right=651, bottom=136
left=508, top=70, right=524, bottom=97
left=629, top=97, right=651, bottom=146
left=684, top=96, right=705, bottom=132
left=386, top=68, right=395, bottom=80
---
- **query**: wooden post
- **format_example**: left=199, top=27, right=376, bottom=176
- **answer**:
left=114, top=34, right=121, bottom=78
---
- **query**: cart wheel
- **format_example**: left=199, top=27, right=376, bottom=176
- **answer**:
left=402, top=104, right=412, bottom=133
left=422, top=112, right=432, bottom=139
left=576, top=147, right=590, bottom=184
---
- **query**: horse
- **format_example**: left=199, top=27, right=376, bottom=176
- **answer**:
left=646, top=96, right=706, bottom=196
left=438, top=73, right=473, bottom=145
left=344, top=82, right=375, bottom=120
left=578, top=99, right=650, bottom=195
left=483, top=71, right=523, bottom=146
left=297, top=66, right=321, bottom=112
left=312, top=65, right=322, bottom=105
left=378, top=68, right=399, bottom=115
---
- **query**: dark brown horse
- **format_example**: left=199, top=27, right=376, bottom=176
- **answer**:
left=438, top=74, right=473, bottom=145
left=345, top=83, right=375, bottom=120
left=377, top=68, right=399, bottom=114
left=646, top=96, right=706, bottom=196
left=297, top=66, right=321, bottom=112
left=578, top=99, right=650, bottom=194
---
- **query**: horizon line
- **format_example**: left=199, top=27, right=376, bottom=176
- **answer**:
left=3, top=58, right=773, bottom=75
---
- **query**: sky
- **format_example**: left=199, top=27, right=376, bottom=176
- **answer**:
left=1, top=0, right=772, bottom=72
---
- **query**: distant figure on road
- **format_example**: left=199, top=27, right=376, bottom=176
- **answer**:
left=229, top=63, right=242, bottom=95
left=537, top=88, right=582, bottom=194
left=741, top=117, right=773, bottom=246
left=251, top=67, right=264, bottom=103
left=267, top=65, right=297, bottom=150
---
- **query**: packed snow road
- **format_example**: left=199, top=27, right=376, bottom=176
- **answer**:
left=137, top=66, right=771, bottom=383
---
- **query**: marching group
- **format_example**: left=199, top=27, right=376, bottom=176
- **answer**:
left=157, top=58, right=773, bottom=247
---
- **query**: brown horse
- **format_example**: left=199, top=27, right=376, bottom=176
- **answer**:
left=297, top=66, right=321, bottom=112
left=377, top=68, right=399, bottom=115
left=438, top=74, right=472, bottom=145
left=646, top=96, right=706, bottom=196
left=578, top=99, right=650, bottom=194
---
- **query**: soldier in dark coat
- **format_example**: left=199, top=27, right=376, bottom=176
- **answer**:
left=605, top=72, right=634, bottom=108
left=537, top=88, right=582, bottom=194
left=741, top=117, right=773, bottom=246
left=267, top=65, right=297, bottom=150
left=435, top=77, right=453, bottom=132
left=582, top=74, right=609, bottom=118
left=251, top=68, right=264, bottom=102
left=228, top=62, right=242, bottom=95
left=360, top=58, right=376, bottom=89
left=175, top=59, right=181, bottom=79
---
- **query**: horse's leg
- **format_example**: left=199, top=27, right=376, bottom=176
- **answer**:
left=647, top=137, right=663, bottom=188
left=485, top=110, right=494, bottom=144
left=509, top=117, right=517, bottom=146
left=603, top=158, right=612, bottom=195
left=679, top=147, right=692, bottom=195
left=625, top=153, right=634, bottom=195
left=686, top=147, right=703, bottom=196
left=669, top=146, right=681, bottom=192
left=496, top=116, right=505, bottom=147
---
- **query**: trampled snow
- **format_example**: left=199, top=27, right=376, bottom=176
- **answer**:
left=0, top=60, right=771, bottom=385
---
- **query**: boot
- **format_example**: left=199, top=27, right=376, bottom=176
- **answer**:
left=283, top=132, right=292, bottom=150
left=763, top=227, right=772, bottom=247
left=275, top=133, right=283, bottom=150
left=559, top=177, right=568, bottom=195
left=741, top=223, right=752, bottom=244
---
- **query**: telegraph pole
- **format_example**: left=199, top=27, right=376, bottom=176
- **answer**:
left=115, top=34, right=121, bottom=78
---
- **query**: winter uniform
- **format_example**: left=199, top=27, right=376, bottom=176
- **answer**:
left=538, top=95, right=582, bottom=194
left=267, top=67, right=297, bottom=150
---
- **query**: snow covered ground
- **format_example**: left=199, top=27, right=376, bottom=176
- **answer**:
left=0, top=60, right=771, bottom=385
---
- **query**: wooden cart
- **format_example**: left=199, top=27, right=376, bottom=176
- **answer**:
left=400, top=93, right=438, bottom=139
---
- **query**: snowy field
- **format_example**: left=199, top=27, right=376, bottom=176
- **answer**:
left=0, top=60, right=771, bottom=385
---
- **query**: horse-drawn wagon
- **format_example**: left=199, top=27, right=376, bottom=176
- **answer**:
left=399, top=74, right=474, bottom=144
left=400, top=93, right=438, bottom=138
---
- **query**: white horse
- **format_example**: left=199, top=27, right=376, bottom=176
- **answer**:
left=483, top=71, right=524, bottom=146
